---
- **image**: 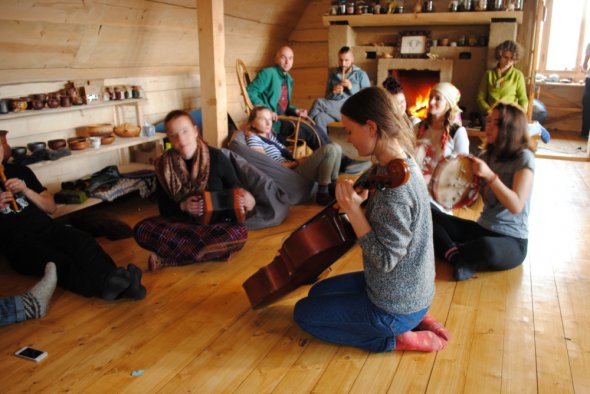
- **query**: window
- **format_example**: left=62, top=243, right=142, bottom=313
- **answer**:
left=537, top=0, right=590, bottom=77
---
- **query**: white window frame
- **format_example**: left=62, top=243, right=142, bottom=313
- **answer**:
left=537, top=0, right=589, bottom=79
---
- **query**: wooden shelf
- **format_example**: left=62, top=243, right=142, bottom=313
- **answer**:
left=27, top=134, right=165, bottom=170
left=50, top=162, right=155, bottom=218
left=322, top=11, right=523, bottom=27
left=0, top=98, right=144, bottom=121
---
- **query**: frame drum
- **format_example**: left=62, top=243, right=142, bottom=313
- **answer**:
left=429, top=155, right=480, bottom=210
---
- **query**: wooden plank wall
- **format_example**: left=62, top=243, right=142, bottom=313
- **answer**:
left=290, top=0, right=539, bottom=116
left=0, top=0, right=311, bottom=188
left=0, top=0, right=309, bottom=139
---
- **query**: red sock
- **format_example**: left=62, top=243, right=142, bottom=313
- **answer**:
left=395, top=330, right=447, bottom=352
left=415, top=313, right=451, bottom=341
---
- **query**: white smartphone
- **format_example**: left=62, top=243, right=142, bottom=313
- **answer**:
left=14, top=346, right=48, bottom=362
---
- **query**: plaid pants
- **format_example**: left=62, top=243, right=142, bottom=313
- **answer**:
left=134, top=216, right=247, bottom=266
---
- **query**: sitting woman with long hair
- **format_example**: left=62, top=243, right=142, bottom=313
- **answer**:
left=134, top=110, right=255, bottom=271
left=293, top=87, right=449, bottom=353
left=432, top=102, right=535, bottom=281
left=245, top=105, right=342, bottom=205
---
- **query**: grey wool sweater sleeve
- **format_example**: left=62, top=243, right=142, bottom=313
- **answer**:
left=358, top=158, right=436, bottom=315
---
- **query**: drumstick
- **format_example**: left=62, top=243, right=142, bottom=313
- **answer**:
left=0, top=164, right=19, bottom=212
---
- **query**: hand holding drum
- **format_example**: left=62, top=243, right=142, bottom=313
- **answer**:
left=429, top=155, right=481, bottom=210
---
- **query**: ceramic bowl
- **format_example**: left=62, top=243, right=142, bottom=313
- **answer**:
left=11, top=146, right=27, bottom=158
left=27, top=141, right=46, bottom=152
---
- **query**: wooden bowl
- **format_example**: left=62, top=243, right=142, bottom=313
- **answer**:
left=48, top=139, right=66, bottom=150
left=114, top=123, right=141, bottom=138
left=69, top=139, right=90, bottom=151
left=101, top=135, right=116, bottom=145
left=78, top=123, right=114, bottom=137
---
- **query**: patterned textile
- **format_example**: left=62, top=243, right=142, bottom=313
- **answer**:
left=155, top=137, right=210, bottom=203
left=134, top=216, right=247, bottom=265
left=91, top=177, right=155, bottom=202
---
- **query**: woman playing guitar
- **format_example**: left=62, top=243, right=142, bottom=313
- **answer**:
left=293, top=87, right=450, bottom=353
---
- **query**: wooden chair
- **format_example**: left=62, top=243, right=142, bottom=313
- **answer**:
left=235, top=59, right=322, bottom=158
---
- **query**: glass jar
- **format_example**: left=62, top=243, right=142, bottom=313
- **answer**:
left=476, top=0, right=487, bottom=10
left=422, top=0, right=434, bottom=12
left=346, top=1, right=355, bottom=14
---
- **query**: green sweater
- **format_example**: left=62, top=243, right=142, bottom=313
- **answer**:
left=477, top=66, right=528, bottom=113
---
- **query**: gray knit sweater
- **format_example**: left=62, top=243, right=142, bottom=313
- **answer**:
left=358, top=158, right=435, bottom=315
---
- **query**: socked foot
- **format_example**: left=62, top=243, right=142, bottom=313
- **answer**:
left=415, top=313, right=451, bottom=341
left=102, top=267, right=131, bottom=301
left=395, top=330, right=447, bottom=352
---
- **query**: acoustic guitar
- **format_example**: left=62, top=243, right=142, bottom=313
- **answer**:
left=242, top=159, right=410, bottom=309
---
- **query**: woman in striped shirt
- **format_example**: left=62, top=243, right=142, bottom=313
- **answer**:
left=245, top=105, right=342, bottom=205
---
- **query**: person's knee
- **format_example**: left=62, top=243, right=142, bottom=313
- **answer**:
left=323, top=143, right=342, bottom=159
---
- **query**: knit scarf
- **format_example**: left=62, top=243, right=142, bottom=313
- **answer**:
left=155, top=138, right=210, bottom=204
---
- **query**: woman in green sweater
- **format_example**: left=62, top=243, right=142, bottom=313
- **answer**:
left=477, top=40, right=528, bottom=120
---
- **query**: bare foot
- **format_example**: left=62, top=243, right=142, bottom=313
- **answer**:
left=147, top=254, right=160, bottom=272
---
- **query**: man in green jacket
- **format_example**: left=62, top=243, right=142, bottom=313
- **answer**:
left=246, top=46, right=371, bottom=174
left=246, top=46, right=319, bottom=149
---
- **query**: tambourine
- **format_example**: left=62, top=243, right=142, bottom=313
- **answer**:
left=429, top=155, right=480, bottom=210
left=415, top=139, right=435, bottom=175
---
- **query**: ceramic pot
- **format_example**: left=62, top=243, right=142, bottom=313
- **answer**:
left=0, top=130, right=11, bottom=162
left=60, top=96, right=72, bottom=107
left=11, top=146, right=27, bottom=159
left=47, top=96, right=60, bottom=108
left=32, top=100, right=45, bottom=110
left=27, top=141, right=47, bottom=153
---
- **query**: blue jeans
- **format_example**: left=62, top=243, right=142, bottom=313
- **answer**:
left=294, top=272, right=428, bottom=353
left=0, top=296, right=25, bottom=327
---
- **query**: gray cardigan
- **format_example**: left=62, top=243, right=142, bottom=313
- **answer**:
left=358, top=158, right=435, bottom=315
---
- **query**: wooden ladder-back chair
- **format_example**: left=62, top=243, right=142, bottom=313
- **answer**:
left=236, top=59, right=321, bottom=159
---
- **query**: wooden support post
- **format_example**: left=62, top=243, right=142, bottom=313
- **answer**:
left=197, top=0, right=227, bottom=148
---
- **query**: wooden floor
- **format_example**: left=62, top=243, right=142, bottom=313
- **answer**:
left=1, top=158, right=589, bottom=393
left=535, top=129, right=589, bottom=161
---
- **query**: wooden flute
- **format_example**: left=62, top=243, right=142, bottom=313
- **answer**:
left=0, top=164, right=19, bottom=212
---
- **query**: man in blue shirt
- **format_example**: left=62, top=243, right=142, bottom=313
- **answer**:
left=309, top=46, right=371, bottom=139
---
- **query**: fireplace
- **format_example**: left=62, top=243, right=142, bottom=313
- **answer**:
left=377, top=58, right=453, bottom=119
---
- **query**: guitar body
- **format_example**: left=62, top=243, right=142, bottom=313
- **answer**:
left=242, top=158, right=411, bottom=309
left=243, top=206, right=356, bottom=309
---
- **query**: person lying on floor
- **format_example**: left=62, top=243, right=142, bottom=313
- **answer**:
left=0, top=149, right=145, bottom=301
left=245, top=105, right=342, bottom=205
left=134, top=110, right=256, bottom=271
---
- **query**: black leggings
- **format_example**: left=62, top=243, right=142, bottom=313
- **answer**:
left=4, top=223, right=117, bottom=298
left=431, top=208, right=528, bottom=272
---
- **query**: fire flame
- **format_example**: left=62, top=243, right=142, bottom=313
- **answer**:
left=409, top=88, right=431, bottom=119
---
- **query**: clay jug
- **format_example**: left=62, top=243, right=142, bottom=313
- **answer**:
left=0, top=130, right=11, bottom=162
